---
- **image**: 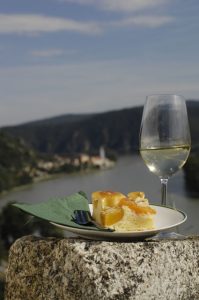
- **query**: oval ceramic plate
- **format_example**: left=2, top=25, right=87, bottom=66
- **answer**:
left=51, top=204, right=187, bottom=241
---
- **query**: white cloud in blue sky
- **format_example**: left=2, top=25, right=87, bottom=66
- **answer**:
left=0, top=13, right=173, bottom=36
left=0, top=0, right=198, bottom=126
left=59, top=0, right=166, bottom=12
left=0, top=14, right=101, bottom=35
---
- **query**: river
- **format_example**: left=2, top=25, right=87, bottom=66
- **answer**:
left=0, top=155, right=198, bottom=235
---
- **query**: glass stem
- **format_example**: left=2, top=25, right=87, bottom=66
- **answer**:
left=160, top=178, right=168, bottom=206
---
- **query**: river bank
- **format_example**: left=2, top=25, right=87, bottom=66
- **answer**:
left=0, top=150, right=115, bottom=197
left=0, top=163, right=115, bottom=200
left=0, top=155, right=198, bottom=234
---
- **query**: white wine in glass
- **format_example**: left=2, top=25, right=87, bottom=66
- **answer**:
left=140, top=94, right=191, bottom=207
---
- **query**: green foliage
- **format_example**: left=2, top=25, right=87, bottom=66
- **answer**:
left=0, top=204, right=35, bottom=252
left=186, top=103, right=199, bottom=151
left=0, top=281, right=4, bottom=300
left=184, top=152, right=199, bottom=195
left=0, top=203, right=64, bottom=262
left=182, top=101, right=199, bottom=194
left=0, top=132, right=37, bottom=192
left=56, top=163, right=80, bottom=173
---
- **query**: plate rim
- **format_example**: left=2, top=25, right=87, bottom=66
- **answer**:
left=50, top=204, right=187, bottom=238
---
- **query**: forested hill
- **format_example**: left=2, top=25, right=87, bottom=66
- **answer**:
left=1, top=100, right=199, bottom=155
left=186, top=100, right=199, bottom=151
left=1, top=107, right=143, bottom=154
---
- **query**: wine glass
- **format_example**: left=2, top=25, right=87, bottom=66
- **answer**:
left=140, top=94, right=191, bottom=207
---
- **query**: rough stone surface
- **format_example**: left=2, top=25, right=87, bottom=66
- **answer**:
left=5, top=235, right=199, bottom=300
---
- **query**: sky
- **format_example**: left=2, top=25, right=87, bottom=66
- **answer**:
left=0, top=0, right=199, bottom=127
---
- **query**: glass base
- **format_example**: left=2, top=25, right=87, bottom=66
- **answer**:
left=148, top=231, right=187, bottom=240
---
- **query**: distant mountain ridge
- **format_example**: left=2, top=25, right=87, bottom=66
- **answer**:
left=15, top=113, right=93, bottom=127
left=1, top=100, right=199, bottom=155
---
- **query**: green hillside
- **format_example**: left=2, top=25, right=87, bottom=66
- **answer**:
left=1, top=107, right=143, bottom=154
left=2, top=101, right=199, bottom=155
left=0, top=101, right=199, bottom=193
left=0, top=132, right=37, bottom=192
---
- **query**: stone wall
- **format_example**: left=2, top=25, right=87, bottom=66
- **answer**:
left=5, top=235, right=199, bottom=300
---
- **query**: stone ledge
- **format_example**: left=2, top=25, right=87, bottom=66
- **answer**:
left=5, top=235, right=199, bottom=300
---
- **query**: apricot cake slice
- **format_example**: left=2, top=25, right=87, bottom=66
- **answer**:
left=91, top=191, right=156, bottom=231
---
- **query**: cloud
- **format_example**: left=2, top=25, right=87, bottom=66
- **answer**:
left=98, top=0, right=167, bottom=12
left=60, top=0, right=167, bottom=12
left=111, top=15, right=174, bottom=28
left=0, top=12, right=174, bottom=38
left=0, top=14, right=101, bottom=35
left=31, top=49, right=65, bottom=58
